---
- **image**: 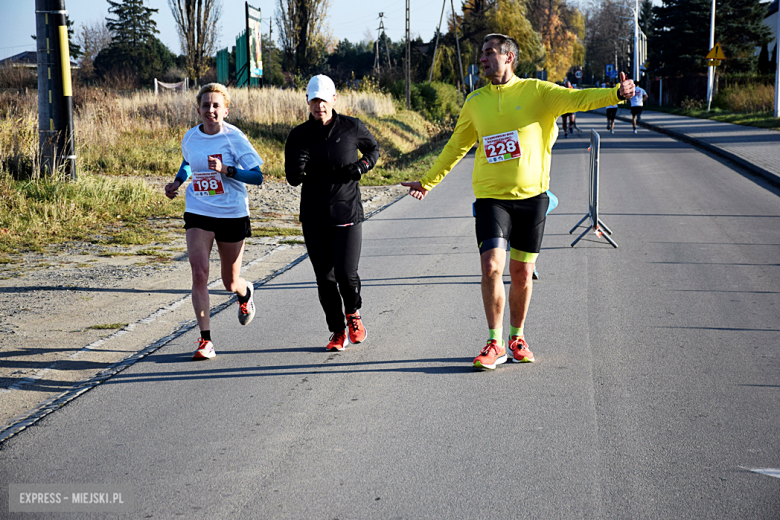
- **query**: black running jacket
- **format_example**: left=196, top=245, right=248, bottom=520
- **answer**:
left=285, top=110, right=380, bottom=225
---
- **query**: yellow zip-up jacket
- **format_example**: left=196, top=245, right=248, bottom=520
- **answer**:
left=420, top=75, right=622, bottom=200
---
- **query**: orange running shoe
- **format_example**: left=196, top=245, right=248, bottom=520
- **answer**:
left=473, top=339, right=507, bottom=370
left=237, top=283, right=255, bottom=326
left=192, top=338, right=216, bottom=360
left=508, top=335, right=535, bottom=363
left=326, top=330, right=348, bottom=351
left=346, top=311, right=367, bottom=344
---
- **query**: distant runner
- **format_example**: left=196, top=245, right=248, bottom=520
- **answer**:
left=561, top=80, right=576, bottom=137
left=630, top=83, right=648, bottom=133
left=604, top=82, right=618, bottom=133
left=165, top=83, right=264, bottom=360
left=402, top=34, right=634, bottom=370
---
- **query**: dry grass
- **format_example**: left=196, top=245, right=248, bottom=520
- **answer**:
left=0, top=170, right=182, bottom=253
left=1, top=86, right=399, bottom=179
left=0, top=85, right=447, bottom=255
left=714, top=83, right=776, bottom=113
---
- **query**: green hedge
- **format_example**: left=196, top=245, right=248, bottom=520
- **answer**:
left=389, top=81, right=463, bottom=122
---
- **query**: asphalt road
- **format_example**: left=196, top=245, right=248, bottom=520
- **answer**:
left=1, top=113, right=778, bottom=519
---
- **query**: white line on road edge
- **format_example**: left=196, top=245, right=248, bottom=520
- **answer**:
left=0, top=247, right=309, bottom=444
left=740, top=467, right=780, bottom=479
left=0, top=193, right=407, bottom=445
left=1, top=246, right=291, bottom=394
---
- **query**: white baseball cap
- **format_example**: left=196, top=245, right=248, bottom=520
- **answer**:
left=306, top=75, right=336, bottom=102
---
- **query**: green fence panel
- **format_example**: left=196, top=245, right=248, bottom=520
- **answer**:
left=217, top=48, right=229, bottom=85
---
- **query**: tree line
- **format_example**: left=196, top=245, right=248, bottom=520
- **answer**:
left=59, top=0, right=774, bottom=102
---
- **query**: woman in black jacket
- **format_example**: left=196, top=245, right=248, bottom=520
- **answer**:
left=285, top=75, right=380, bottom=351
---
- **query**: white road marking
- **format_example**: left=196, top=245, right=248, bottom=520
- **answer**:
left=2, top=245, right=292, bottom=394
left=741, top=467, right=780, bottom=479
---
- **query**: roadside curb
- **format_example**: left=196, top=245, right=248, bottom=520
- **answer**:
left=591, top=108, right=780, bottom=187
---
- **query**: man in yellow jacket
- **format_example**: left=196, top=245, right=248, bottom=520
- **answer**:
left=402, top=33, right=635, bottom=370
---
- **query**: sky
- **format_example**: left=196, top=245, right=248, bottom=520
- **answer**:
left=0, top=0, right=464, bottom=61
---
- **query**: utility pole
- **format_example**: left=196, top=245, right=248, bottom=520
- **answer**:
left=374, top=13, right=387, bottom=75
left=35, top=0, right=76, bottom=179
left=405, top=0, right=410, bottom=109
left=429, top=0, right=447, bottom=83
left=450, top=0, right=465, bottom=96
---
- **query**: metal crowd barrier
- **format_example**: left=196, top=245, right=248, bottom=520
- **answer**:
left=569, top=130, right=618, bottom=248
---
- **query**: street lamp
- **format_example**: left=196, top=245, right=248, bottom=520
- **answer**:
left=707, top=0, right=716, bottom=111
left=616, top=1, right=640, bottom=82
left=775, top=0, right=779, bottom=118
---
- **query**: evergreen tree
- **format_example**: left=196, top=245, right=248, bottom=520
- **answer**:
left=262, top=35, right=286, bottom=87
left=651, top=0, right=709, bottom=77
left=716, top=0, right=772, bottom=72
left=639, top=0, right=656, bottom=40
left=327, top=39, right=375, bottom=83
left=106, top=0, right=159, bottom=48
left=652, top=0, right=771, bottom=76
left=95, top=0, right=175, bottom=85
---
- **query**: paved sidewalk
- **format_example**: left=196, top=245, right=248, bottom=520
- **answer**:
left=593, top=108, right=780, bottom=185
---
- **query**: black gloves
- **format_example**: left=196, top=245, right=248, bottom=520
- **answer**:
left=340, top=159, right=370, bottom=181
left=298, top=149, right=310, bottom=169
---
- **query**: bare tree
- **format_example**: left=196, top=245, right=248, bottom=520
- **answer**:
left=168, top=0, right=222, bottom=82
left=276, top=0, right=331, bottom=74
left=583, top=0, right=631, bottom=81
left=75, top=19, right=113, bottom=79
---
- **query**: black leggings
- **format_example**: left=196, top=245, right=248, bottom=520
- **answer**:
left=302, top=222, right=363, bottom=332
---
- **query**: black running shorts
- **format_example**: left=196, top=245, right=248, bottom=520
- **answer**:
left=630, top=106, right=643, bottom=117
left=183, top=212, right=252, bottom=243
left=474, top=193, right=549, bottom=256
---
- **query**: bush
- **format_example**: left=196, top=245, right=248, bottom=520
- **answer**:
left=680, top=96, right=704, bottom=110
left=389, top=80, right=463, bottom=122
left=0, top=66, right=37, bottom=90
left=713, top=83, right=776, bottom=113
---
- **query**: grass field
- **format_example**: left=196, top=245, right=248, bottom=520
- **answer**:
left=0, top=87, right=451, bottom=255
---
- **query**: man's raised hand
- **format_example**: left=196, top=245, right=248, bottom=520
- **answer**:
left=401, top=181, right=428, bottom=201
left=618, top=72, right=635, bottom=100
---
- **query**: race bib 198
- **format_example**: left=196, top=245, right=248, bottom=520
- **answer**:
left=483, top=130, right=522, bottom=164
left=192, top=171, right=225, bottom=197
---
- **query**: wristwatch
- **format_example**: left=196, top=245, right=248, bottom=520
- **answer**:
left=226, top=166, right=237, bottom=178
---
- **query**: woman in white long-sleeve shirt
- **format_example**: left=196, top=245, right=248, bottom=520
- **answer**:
left=164, top=83, right=264, bottom=360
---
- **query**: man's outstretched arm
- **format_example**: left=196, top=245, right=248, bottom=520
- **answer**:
left=400, top=181, right=428, bottom=201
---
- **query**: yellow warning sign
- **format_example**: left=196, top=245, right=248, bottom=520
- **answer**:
left=705, top=43, right=726, bottom=60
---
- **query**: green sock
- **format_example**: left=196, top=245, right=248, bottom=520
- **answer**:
left=488, top=328, right=503, bottom=344
left=510, top=326, right=523, bottom=338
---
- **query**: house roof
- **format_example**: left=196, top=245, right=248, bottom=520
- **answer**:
left=768, top=0, right=778, bottom=17
left=0, top=51, right=37, bottom=67
left=0, top=50, right=79, bottom=69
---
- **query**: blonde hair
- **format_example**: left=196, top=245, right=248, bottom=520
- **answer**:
left=196, top=83, right=231, bottom=108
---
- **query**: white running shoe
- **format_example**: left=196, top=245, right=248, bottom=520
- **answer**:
left=238, top=283, right=255, bottom=326
left=192, top=338, right=216, bottom=360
